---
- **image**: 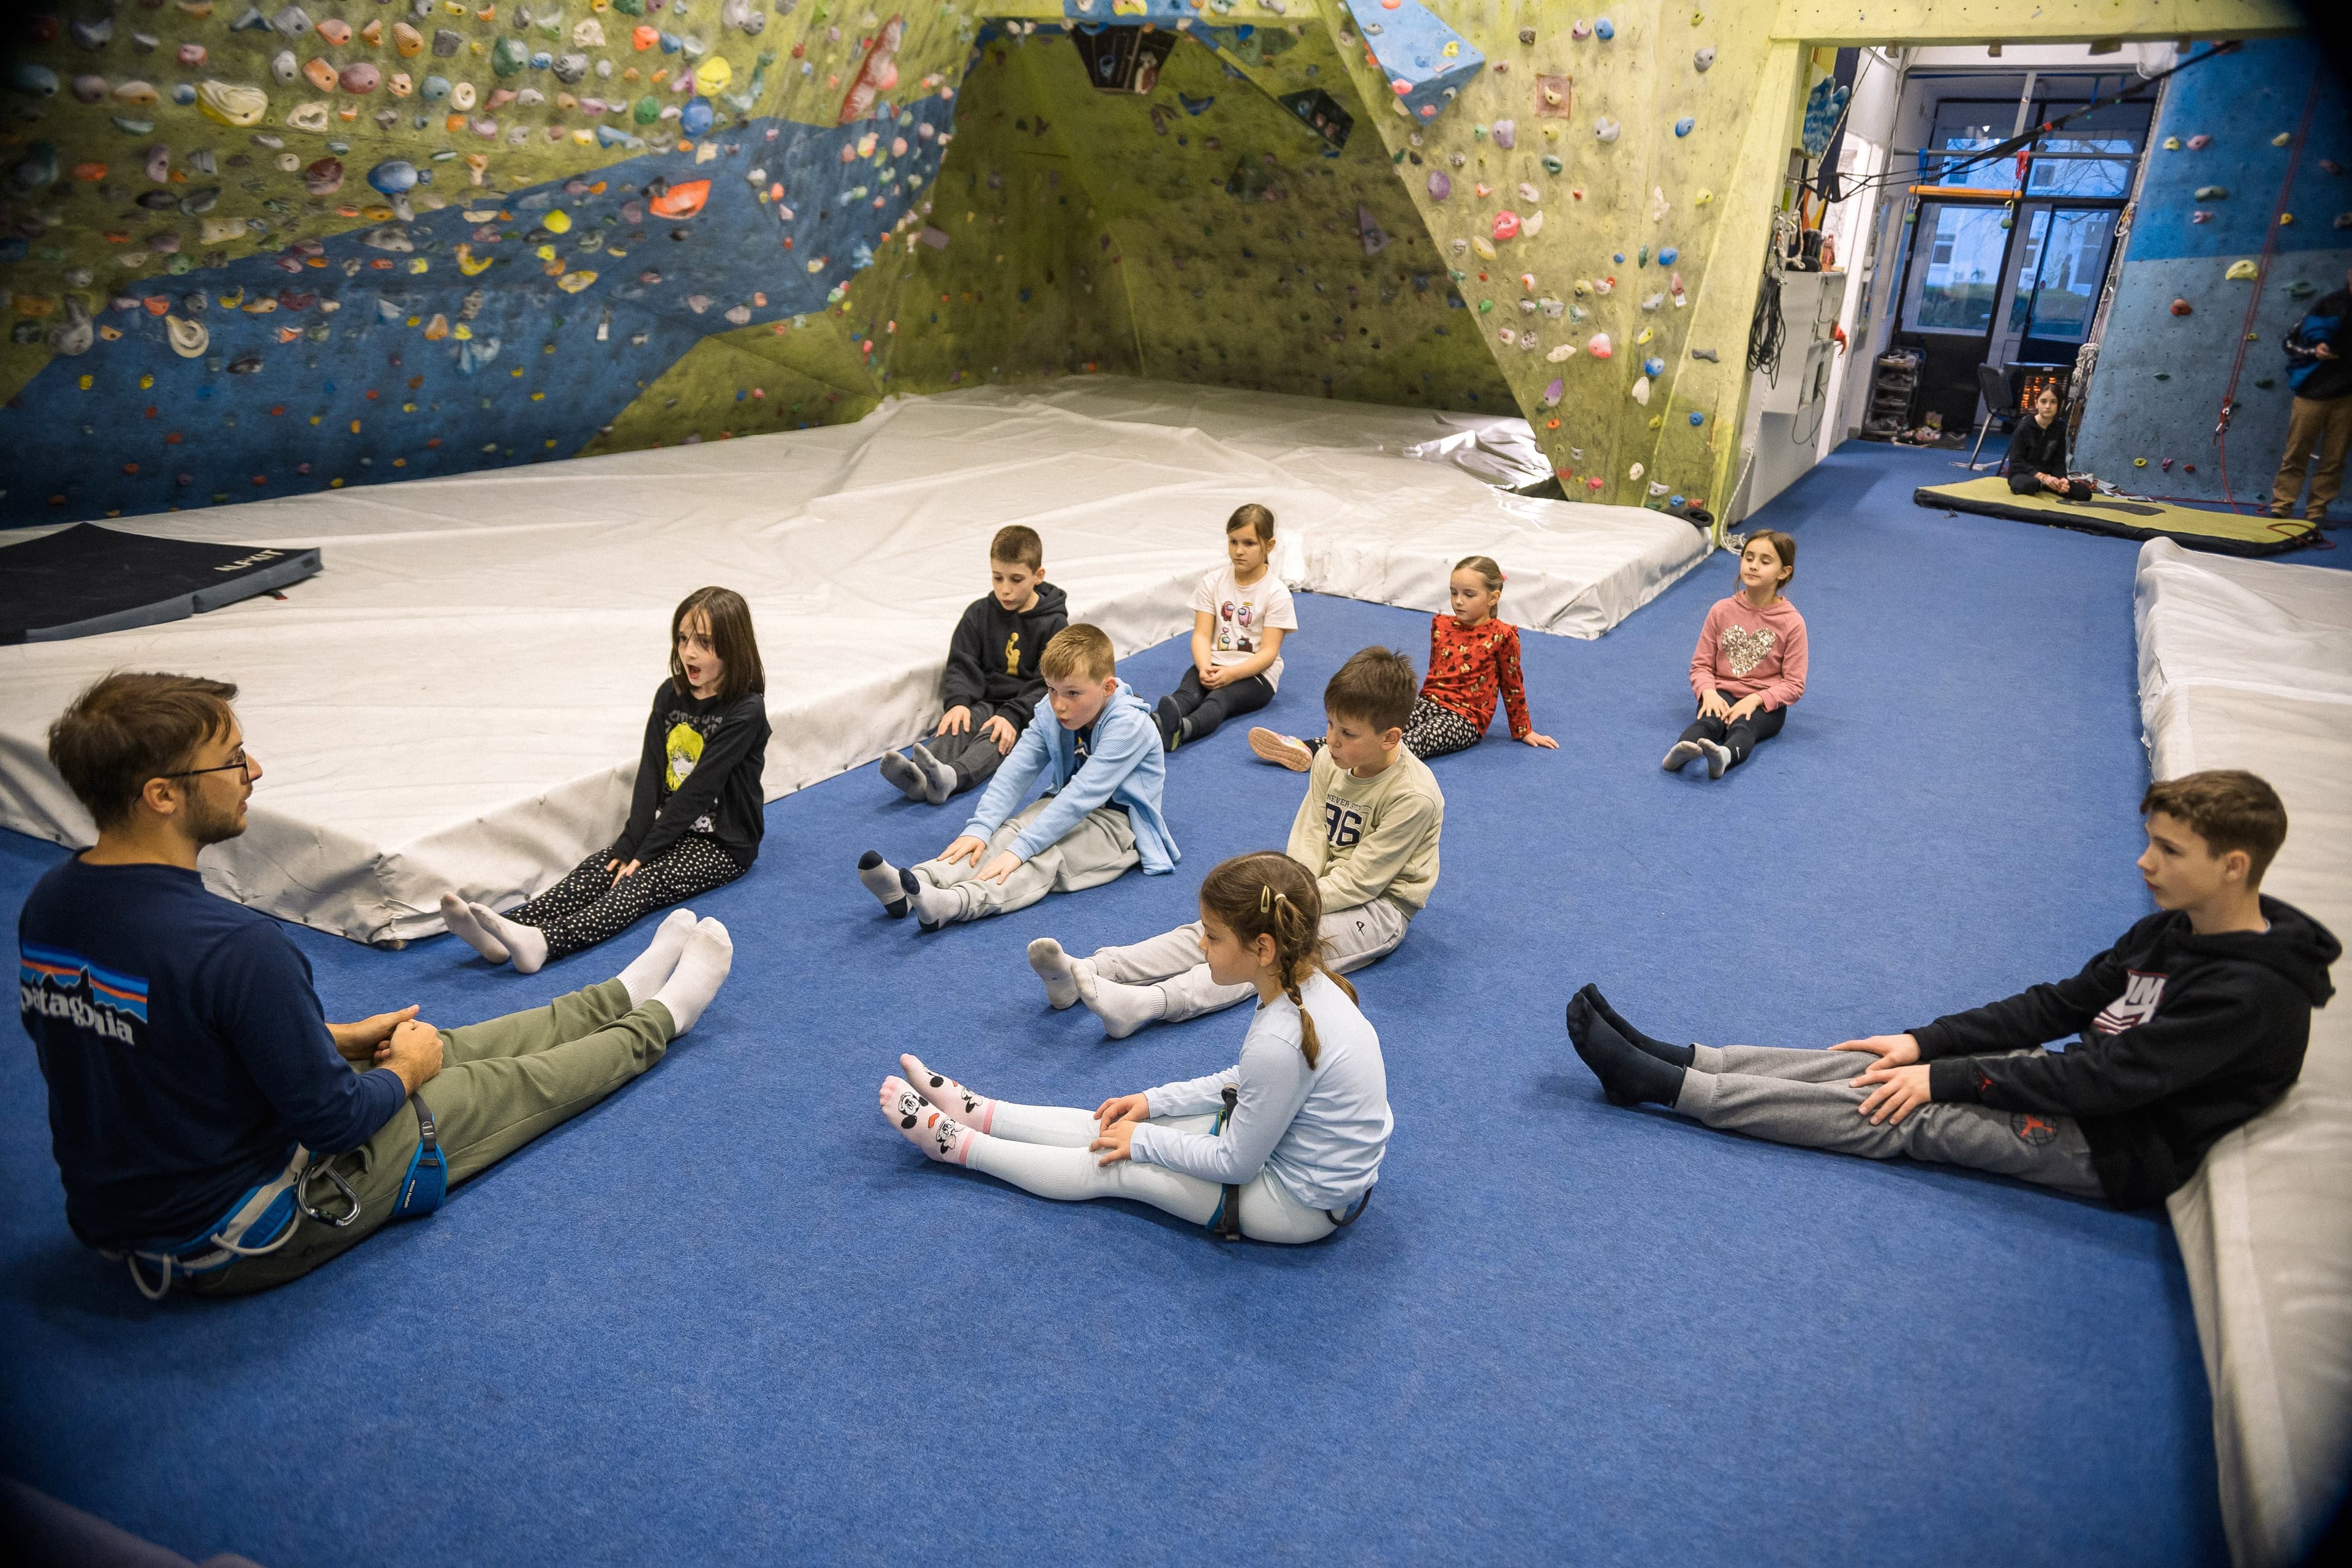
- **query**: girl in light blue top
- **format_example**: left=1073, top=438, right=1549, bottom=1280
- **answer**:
left=880, top=851, right=1390, bottom=1243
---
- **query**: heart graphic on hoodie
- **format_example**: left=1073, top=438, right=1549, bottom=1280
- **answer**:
left=1720, top=624, right=1776, bottom=677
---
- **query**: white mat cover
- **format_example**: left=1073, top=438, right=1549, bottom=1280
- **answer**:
left=2135, top=538, right=2352, bottom=1567
left=0, top=377, right=1706, bottom=943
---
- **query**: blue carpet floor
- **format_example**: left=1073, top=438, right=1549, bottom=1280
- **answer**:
left=1, top=440, right=2228, bottom=1565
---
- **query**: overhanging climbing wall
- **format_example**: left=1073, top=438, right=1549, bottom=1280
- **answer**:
left=0, top=3, right=997, bottom=523
left=2073, top=37, right=2352, bottom=507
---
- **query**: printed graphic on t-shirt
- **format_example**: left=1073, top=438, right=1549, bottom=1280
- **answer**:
left=1003, top=630, right=1022, bottom=677
left=1719, top=624, right=1776, bottom=677
left=2092, top=970, right=2168, bottom=1035
left=664, top=720, right=705, bottom=791
left=1073, top=724, right=1096, bottom=766
left=1323, top=794, right=1366, bottom=850
left=1216, top=594, right=1265, bottom=655
left=19, top=943, right=149, bottom=1048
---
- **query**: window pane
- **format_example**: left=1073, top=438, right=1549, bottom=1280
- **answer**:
left=2022, top=209, right=2119, bottom=346
left=2026, top=157, right=2133, bottom=198
left=2008, top=209, right=2051, bottom=331
left=1914, top=205, right=2010, bottom=332
left=1927, top=101, right=2020, bottom=189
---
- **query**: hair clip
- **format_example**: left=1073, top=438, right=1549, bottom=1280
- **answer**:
left=1259, top=885, right=1273, bottom=913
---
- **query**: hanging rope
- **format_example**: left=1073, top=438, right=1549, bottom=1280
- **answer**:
left=2212, top=64, right=2323, bottom=512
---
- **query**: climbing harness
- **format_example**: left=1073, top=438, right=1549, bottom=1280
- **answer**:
left=1204, top=1084, right=1373, bottom=1241
left=104, top=1094, right=444, bottom=1299
left=106, top=1143, right=355, bottom=1302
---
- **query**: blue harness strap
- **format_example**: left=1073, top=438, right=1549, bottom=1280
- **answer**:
left=106, top=1145, right=316, bottom=1301
left=391, top=1093, right=447, bottom=1219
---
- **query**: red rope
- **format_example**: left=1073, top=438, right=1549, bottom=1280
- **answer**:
left=2212, top=66, right=2323, bottom=511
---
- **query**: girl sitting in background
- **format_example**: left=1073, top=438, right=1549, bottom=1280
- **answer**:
left=442, top=587, right=770, bottom=973
left=879, top=851, right=1388, bottom=1244
left=1664, top=530, right=1806, bottom=780
left=1248, top=554, right=1555, bottom=769
left=2006, top=385, right=2096, bottom=499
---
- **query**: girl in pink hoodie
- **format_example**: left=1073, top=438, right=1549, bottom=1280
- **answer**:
left=1665, top=530, right=1807, bottom=779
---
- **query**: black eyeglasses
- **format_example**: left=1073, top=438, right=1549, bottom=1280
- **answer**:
left=159, top=750, right=254, bottom=782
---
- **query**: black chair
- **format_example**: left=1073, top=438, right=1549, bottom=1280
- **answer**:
left=1960, top=363, right=2016, bottom=471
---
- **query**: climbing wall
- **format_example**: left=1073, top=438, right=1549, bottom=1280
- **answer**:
left=967, top=18, right=1515, bottom=412
left=0, top=2, right=1835, bottom=529
left=1313, top=0, right=1793, bottom=510
left=2073, top=38, right=2352, bottom=508
left=0, top=2, right=987, bottom=523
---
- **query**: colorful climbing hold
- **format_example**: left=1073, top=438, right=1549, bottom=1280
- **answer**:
left=1674, top=116, right=1694, bottom=137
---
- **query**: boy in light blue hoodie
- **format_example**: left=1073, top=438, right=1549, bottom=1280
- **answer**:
left=858, top=624, right=1177, bottom=930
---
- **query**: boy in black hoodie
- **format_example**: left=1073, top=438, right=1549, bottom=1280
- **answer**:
left=1564, top=771, right=2338, bottom=1208
left=880, top=525, right=1070, bottom=806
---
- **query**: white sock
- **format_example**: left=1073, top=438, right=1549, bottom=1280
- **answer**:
left=1027, top=937, right=1091, bottom=1010
left=1661, top=740, right=1705, bottom=773
left=905, top=870, right=963, bottom=930
left=649, top=916, right=733, bottom=1036
left=469, top=901, right=548, bottom=974
left=1077, top=968, right=1165, bottom=1039
left=616, top=908, right=699, bottom=1009
left=440, top=891, right=508, bottom=963
left=857, top=851, right=909, bottom=917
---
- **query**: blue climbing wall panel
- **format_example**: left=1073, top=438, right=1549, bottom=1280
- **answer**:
left=2073, top=40, right=2352, bottom=508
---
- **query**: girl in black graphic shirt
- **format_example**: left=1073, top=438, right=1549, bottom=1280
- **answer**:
left=442, top=588, right=770, bottom=973
left=2005, top=385, right=2096, bottom=499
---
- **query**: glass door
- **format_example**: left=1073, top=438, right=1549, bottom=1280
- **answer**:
left=2015, top=206, right=2118, bottom=363
left=1899, top=201, right=2015, bottom=337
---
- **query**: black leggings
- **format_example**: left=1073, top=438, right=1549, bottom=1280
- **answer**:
left=505, top=837, right=747, bottom=960
left=1164, top=665, right=1274, bottom=742
left=1678, top=690, right=1787, bottom=768
left=2008, top=473, right=2094, bottom=500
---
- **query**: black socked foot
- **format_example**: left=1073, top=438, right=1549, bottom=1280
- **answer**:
left=1566, top=992, right=1686, bottom=1108
left=1155, top=695, right=1183, bottom=751
left=1578, top=984, right=1695, bottom=1067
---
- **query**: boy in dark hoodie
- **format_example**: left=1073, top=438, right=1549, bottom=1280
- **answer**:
left=1564, top=771, right=2337, bottom=1208
left=880, top=524, right=1069, bottom=805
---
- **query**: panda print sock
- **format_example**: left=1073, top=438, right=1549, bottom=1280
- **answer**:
left=882, top=1076, right=976, bottom=1165
left=900, top=1054, right=997, bottom=1133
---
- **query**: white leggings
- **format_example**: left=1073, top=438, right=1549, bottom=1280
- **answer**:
left=967, top=1102, right=1339, bottom=1245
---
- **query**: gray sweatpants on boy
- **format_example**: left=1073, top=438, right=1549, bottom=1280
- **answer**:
left=1671, top=1044, right=2105, bottom=1199
left=910, top=796, right=1140, bottom=923
left=1090, top=897, right=1412, bottom=1022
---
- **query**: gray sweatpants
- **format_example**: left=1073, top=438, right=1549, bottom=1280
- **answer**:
left=1672, top=1044, right=2105, bottom=1199
left=910, top=796, right=1140, bottom=923
left=1090, top=898, right=1411, bottom=1023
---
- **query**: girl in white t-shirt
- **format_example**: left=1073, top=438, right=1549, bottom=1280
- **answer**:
left=1151, top=503, right=1299, bottom=752
left=878, top=850, right=1389, bottom=1243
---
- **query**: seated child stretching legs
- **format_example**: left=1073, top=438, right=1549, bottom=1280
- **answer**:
left=1251, top=555, right=1554, bottom=769
left=1032, top=647, right=1444, bottom=1039
left=1564, top=771, right=2338, bottom=1208
left=856, top=624, right=1175, bottom=929
left=444, top=587, right=769, bottom=974
left=1662, top=530, right=1806, bottom=780
left=1153, top=503, right=1298, bottom=752
left=878, top=524, right=1069, bottom=806
left=881, top=851, right=1389, bottom=1243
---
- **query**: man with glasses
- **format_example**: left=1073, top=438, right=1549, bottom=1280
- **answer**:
left=18, top=673, right=736, bottom=1297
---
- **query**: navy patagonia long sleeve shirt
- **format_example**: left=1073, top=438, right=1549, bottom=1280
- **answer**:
left=18, top=858, right=405, bottom=1250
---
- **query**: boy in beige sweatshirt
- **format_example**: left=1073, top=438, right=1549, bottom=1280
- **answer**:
left=1027, top=647, right=1445, bottom=1038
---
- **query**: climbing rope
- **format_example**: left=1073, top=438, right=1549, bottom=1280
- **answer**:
left=2212, top=64, right=2323, bottom=513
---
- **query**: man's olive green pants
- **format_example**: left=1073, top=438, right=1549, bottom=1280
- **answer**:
left=194, top=981, right=674, bottom=1296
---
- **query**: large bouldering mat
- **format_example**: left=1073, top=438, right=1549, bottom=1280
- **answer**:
left=1913, top=476, right=2324, bottom=557
left=1, top=524, right=321, bottom=644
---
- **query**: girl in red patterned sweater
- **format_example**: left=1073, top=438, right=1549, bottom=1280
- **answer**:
left=1248, top=555, right=1557, bottom=769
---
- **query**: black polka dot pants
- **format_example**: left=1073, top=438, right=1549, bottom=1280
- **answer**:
left=1400, top=696, right=1485, bottom=760
left=505, top=837, right=748, bottom=961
